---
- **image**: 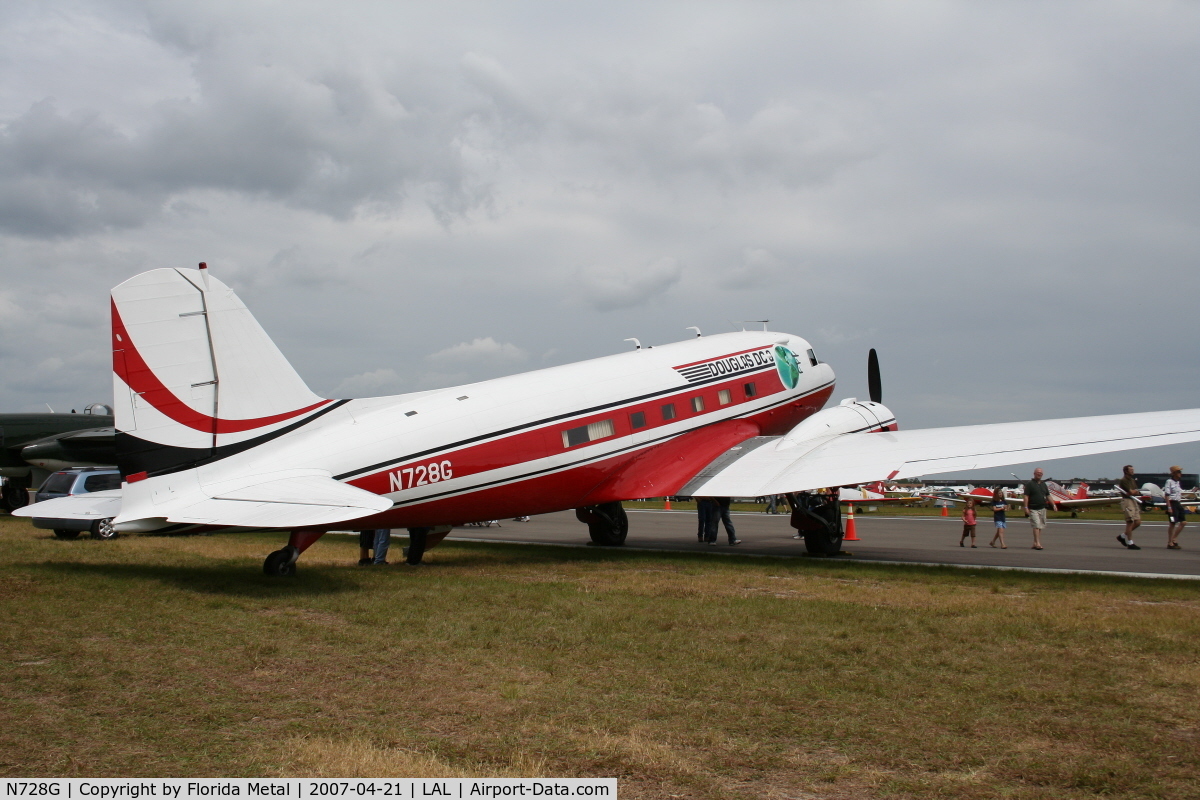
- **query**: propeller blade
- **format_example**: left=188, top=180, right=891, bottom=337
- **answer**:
left=867, top=348, right=882, bottom=404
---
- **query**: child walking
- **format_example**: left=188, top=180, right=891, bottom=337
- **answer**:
left=989, top=487, right=1008, bottom=549
left=960, top=498, right=978, bottom=547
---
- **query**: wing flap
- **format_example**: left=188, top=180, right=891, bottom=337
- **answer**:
left=688, top=408, right=1200, bottom=497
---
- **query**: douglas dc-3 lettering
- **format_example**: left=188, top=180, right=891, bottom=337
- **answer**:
left=16, top=265, right=1200, bottom=575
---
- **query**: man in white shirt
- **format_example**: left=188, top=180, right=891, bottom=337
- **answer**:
left=1164, top=466, right=1187, bottom=550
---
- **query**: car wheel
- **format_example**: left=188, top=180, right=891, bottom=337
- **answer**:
left=53, top=529, right=81, bottom=540
left=90, top=518, right=119, bottom=540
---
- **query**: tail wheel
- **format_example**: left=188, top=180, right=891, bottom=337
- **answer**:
left=263, top=546, right=298, bottom=576
left=90, top=518, right=118, bottom=540
left=576, top=502, right=629, bottom=546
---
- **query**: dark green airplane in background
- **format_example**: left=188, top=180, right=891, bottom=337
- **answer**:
left=0, top=406, right=115, bottom=510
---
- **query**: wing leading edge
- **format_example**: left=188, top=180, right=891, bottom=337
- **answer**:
left=684, top=409, right=1200, bottom=497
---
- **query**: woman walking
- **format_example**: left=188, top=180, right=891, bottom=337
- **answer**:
left=989, top=487, right=1008, bottom=549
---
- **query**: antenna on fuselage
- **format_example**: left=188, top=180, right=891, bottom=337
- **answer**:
left=731, top=320, right=770, bottom=331
left=686, top=327, right=702, bottom=337
left=623, top=338, right=642, bottom=350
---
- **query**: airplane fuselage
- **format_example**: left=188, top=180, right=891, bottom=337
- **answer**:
left=176, top=331, right=837, bottom=529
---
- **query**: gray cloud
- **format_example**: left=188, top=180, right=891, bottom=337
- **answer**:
left=1, top=1, right=1199, bottom=477
left=577, top=257, right=683, bottom=311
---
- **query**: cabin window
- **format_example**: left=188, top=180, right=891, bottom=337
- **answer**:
left=562, top=419, right=615, bottom=448
left=744, top=382, right=758, bottom=398
left=691, top=396, right=705, bottom=413
left=807, top=348, right=819, bottom=367
left=717, top=389, right=732, bottom=405
left=661, top=403, right=677, bottom=420
left=630, top=411, right=646, bottom=429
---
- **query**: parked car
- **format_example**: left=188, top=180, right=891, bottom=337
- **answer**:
left=31, top=467, right=121, bottom=540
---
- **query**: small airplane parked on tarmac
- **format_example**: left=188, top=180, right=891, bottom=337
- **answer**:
left=16, top=265, right=1200, bottom=574
left=946, top=482, right=1200, bottom=515
left=942, top=483, right=1108, bottom=511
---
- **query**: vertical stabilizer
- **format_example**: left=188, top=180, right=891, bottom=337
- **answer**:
left=112, top=267, right=332, bottom=478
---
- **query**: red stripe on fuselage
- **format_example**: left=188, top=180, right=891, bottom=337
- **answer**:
left=349, top=384, right=833, bottom=528
left=346, top=373, right=833, bottom=526
left=111, top=299, right=332, bottom=434
left=349, top=366, right=789, bottom=496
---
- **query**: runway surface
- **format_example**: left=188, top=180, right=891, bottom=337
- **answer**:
left=446, top=509, right=1200, bottom=580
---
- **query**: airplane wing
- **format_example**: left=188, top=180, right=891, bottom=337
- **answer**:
left=1051, top=496, right=1124, bottom=509
left=682, top=409, right=1200, bottom=497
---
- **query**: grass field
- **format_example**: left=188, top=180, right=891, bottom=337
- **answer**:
left=2, top=513, right=1199, bottom=799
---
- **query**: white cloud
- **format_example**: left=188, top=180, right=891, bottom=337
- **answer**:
left=426, top=337, right=529, bottom=366
left=331, top=368, right=404, bottom=398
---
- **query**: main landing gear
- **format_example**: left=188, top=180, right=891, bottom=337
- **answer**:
left=263, top=530, right=327, bottom=576
left=786, top=492, right=844, bottom=556
left=2, top=476, right=30, bottom=512
left=576, top=501, right=628, bottom=546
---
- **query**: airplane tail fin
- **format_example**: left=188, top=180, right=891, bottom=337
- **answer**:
left=1075, top=482, right=1088, bottom=499
left=111, top=265, right=335, bottom=479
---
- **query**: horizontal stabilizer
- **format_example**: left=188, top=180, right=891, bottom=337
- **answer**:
left=686, top=408, right=1200, bottom=497
left=110, top=471, right=393, bottom=530
left=12, top=490, right=122, bottom=521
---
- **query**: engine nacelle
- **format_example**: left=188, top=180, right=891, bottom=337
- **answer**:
left=777, top=398, right=897, bottom=450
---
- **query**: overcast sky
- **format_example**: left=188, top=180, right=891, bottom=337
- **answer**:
left=1, top=0, right=1198, bottom=480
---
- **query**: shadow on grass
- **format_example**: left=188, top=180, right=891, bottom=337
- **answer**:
left=34, top=560, right=361, bottom=598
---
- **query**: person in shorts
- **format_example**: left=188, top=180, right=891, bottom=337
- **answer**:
left=989, top=487, right=1008, bottom=549
left=1116, top=464, right=1142, bottom=550
left=959, top=498, right=978, bottom=547
left=1023, top=468, right=1052, bottom=550
left=1164, top=466, right=1187, bottom=550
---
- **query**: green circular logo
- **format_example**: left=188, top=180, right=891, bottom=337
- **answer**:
left=774, top=346, right=801, bottom=389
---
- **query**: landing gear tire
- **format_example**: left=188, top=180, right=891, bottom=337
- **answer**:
left=90, top=518, right=118, bottom=540
left=787, top=492, right=844, bottom=556
left=576, top=502, right=629, bottom=546
left=263, top=546, right=298, bottom=576
left=53, top=529, right=80, bottom=540
left=803, top=526, right=844, bottom=556
left=2, top=478, right=30, bottom=512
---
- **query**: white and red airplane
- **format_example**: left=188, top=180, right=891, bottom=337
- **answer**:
left=17, top=265, right=1200, bottom=574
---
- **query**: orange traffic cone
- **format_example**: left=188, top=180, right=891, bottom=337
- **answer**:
left=940, top=504, right=949, bottom=517
left=844, top=504, right=860, bottom=541
left=663, top=497, right=671, bottom=510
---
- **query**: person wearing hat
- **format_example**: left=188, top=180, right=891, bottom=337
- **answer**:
left=1164, top=466, right=1187, bottom=550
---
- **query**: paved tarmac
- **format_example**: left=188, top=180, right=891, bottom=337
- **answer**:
left=446, top=509, right=1200, bottom=580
